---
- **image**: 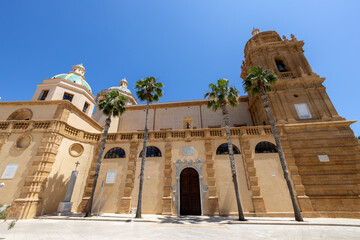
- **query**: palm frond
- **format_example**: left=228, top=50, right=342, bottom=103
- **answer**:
left=204, top=78, right=239, bottom=112
left=98, top=90, right=127, bottom=117
left=135, top=76, right=164, bottom=103
left=242, top=66, right=278, bottom=95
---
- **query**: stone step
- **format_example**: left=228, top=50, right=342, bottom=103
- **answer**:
left=288, top=139, right=359, bottom=148
left=305, top=184, right=359, bottom=196
left=298, top=164, right=358, bottom=172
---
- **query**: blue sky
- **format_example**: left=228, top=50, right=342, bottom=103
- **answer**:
left=1, top=0, right=359, bottom=136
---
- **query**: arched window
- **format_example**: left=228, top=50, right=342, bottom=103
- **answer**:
left=255, top=141, right=278, bottom=153
left=104, top=147, right=126, bottom=158
left=216, top=143, right=241, bottom=155
left=7, top=108, right=33, bottom=120
left=275, top=59, right=287, bottom=72
left=139, top=146, right=162, bottom=157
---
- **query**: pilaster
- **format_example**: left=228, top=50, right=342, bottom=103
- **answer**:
left=318, top=87, right=342, bottom=120
left=204, top=140, right=219, bottom=215
left=239, top=136, right=266, bottom=213
left=277, top=91, right=296, bottom=123
left=161, top=141, right=173, bottom=215
left=118, top=141, right=139, bottom=213
left=8, top=132, right=63, bottom=219
left=76, top=143, right=101, bottom=213
left=0, top=133, right=11, bottom=152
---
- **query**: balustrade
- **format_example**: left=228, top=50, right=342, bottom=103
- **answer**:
left=34, top=121, right=50, bottom=129
left=171, top=131, right=185, bottom=138
left=190, top=130, right=204, bottom=138
left=230, top=129, right=242, bottom=136
left=13, top=121, right=30, bottom=130
left=84, top=133, right=100, bottom=141
left=64, top=125, right=79, bottom=136
left=154, top=132, right=166, bottom=139
left=210, top=130, right=223, bottom=137
left=0, top=122, right=9, bottom=130
left=0, top=120, right=275, bottom=142
left=137, top=133, right=144, bottom=140
left=120, top=133, right=133, bottom=140
left=279, top=71, right=294, bottom=78
left=107, top=134, right=117, bottom=141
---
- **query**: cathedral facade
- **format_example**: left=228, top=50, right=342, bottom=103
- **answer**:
left=1, top=29, right=359, bottom=219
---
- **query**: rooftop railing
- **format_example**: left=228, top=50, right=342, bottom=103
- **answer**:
left=0, top=120, right=274, bottom=142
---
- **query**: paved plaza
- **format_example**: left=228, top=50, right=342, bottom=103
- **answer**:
left=1, top=216, right=360, bottom=240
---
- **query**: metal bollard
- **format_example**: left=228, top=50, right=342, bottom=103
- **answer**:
left=131, top=208, right=136, bottom=222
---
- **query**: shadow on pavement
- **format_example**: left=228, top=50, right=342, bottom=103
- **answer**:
left=158, top=216, right=236, bottom=224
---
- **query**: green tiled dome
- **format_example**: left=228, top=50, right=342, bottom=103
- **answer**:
left=53, top=73, right=92, bottom=92
left=109, top=86, right=131, bottom=93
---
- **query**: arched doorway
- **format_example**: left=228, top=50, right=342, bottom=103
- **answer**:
left=180, top=167, right=201, bottom=215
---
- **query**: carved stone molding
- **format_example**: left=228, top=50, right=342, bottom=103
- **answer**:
left=173, top=159, right=207, bottom=215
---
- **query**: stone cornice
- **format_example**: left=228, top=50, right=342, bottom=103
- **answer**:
left=274, top=75, right=325, bottom=87
left=40, top=79, right=95, bottom=101
left=125, top=97, right=249, bottom=111
left=1, top=119, right=354, bottom=145
left=244, top=39, right=304, bottom=57
left=0, top=101, right=103, bottom=131
left=280, top=120, right=356, bottom=129
left=246, top=75, right=326, bottom=108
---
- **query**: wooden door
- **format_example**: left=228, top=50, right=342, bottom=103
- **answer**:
left=180, top=168, right=201, bottom=215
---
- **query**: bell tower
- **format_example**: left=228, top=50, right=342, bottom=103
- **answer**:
left=241, top=29, right=343, bottom=125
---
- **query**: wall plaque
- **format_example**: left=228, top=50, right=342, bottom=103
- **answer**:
left=182, top=146, right=194, bottom=156
left=105, top=169, right=117, bottom=183
left=318, top=155, right=330, bottom=162
left=1, top=163, right=19, bottom=179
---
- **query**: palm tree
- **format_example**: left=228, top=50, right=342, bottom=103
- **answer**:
left=243, top=66, right=303, bottom=222
left=135, top=76, right=163, bottom=218
left=85, top=91, right=127, bottom=217
left=205, top=79, right=246, bottom=221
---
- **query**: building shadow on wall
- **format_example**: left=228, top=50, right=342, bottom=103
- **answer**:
left=40, top=173, right=69, bottom=215
left=92, top=184, right=112, bottom=215
left=8, top=143, right=38, bottom=202
left=219, top=185, right=235, bottom=216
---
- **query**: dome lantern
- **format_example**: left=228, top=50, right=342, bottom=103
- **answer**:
left=120, top=78, right=128, bottom=88
left=252, top=28, right=260, bottom=36
left=51, top=64, right=92, bottom=92
left=72, top=64, right=86, bottom=76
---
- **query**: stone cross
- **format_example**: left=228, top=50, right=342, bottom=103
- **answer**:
left=75, top=161, right=80, bottom=171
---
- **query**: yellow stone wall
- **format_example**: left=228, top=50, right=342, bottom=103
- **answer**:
left=0, top=133, right=43, bottom=204
left=1, top=30, right=359, bottom=220
left=40, top=138, right=95, bottom=215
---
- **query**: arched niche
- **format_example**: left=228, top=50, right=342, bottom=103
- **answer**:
left=216, top=143, right=241, bottom=155
left=139, top=146, right=162, bottom=158
left=7, top=108, right=33, bottom=120
left=104, top=147, right=126, bottom=159
left=255, top=141, right=278, bottom=153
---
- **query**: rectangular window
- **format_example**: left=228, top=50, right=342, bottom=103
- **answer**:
left=83, top=102, right=89, bottom=113
left=105, top=170, right=117, bottom=184
left=1, top=163, right=19, bottom=179
left=63, top=92, right=74, bottom=102
left=294, top=103, right=312, bottom=119
left=39, top=90, right=49, bottom=100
